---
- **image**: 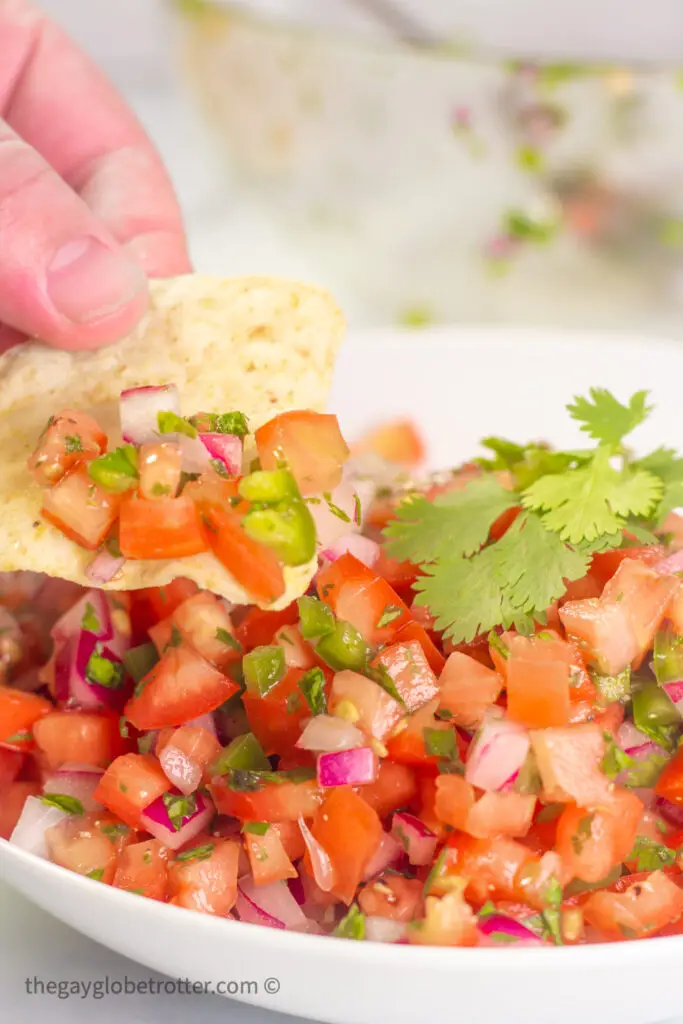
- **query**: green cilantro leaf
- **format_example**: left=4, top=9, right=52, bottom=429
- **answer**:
left=242, top=822, right=270, bottom=836
left=567, top=388, right=651, bottom=446
left=627, top=836, right=678, bottom=872
left=298, top=667, right=328, bottom=716
left=600, top=733, right=635, bottom=779
left=522, top=448, right=662, bottom=544
left=41, top=794, right=85, bottom=815
left=87, top=868, right=104, bottom=881
left=215, top=627, right=242, bottom=652
left=633, top=447, right=683, bottom=525
left=333, top=904, right=366, bottom=940
left=175, top=843, right=215, bottom=862
left=157, top=411, right=197, bottom=438
left=384, top=477, right=518, bottom=564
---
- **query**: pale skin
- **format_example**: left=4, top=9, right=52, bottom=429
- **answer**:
left=0, top=0, right=191, bottom=354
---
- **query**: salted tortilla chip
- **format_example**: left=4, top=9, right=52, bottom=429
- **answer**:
left=0, top=275, right=344, bottom=607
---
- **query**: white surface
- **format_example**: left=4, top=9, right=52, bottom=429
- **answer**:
left=2, top=327, right=683, bottom=1024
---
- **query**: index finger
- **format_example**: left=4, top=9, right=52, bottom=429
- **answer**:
left=1, top=0, right=191, bottom=278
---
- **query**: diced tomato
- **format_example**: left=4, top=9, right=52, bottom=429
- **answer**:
left=171, top=592, right=241, bottom=671
left=244, top=823, right=298, bottom=885
left=373, top=548, right=419, bottom=599
left=556, top=789, right=643, bottom=883
left=592, top=701, right=625, bottom=736
left=317, top=554, right=412, bottom=646
left=590, top=545, right=666, bottom=590
left=255, top=411, right=350, bottom=495
left=138, top=443, right=182, bottom=502
left=168, top=837, right=240, bottom=915
left=359, top=873, right=423, bottom=921
left=113, top=838, right=169, bottom=900
left=94, top=753, right=169, bottom=829
left=42, top=464, right=121, bottom=550
left=601, top=559, right=679, bottom=667
left=0, top=747, right=24, bottom=789
left=438, top=833, right=533, bottom=907
left=465, top=792, right=536, bottom=840
left=360, top=760, right=417, bottom=819
left=196, top=501, right=285, bottom=604
left=156, top=726, right=222, bottom=790
left=210, top=777, right=323, bottom=822
left=124, top=644, right=238, bottom=731
left=438, top=653, right=503, bottom=730
left=243, top=667, right=326, bottom=756
left=408, top=890, right=479, bottom=947
left=149, top=617, right=173, bottom=654
left=45, top=810, right=131, bottom=884
left=234, top=604, right=299, bottom=650
left=654, top=745, right=683, bottom=806
left=330, top=669, right=402, bottom=745
left=392, top=621, right=445, bottom=675
left=351, top=419, right=425, bottom=468
left=271, top=820, right=306, bottom=862
left=370, top=641, right=439, bottom=713
left=386, top=700, right=461, bottom=768
left=506, top=635, right=573, bottom=728
left=308, top=788, right=382, bottom=904
left=0, top=780, right=40, bottom=839
left=560, top=573, right=603, bottom=604
left=0, top=687, right=52, bottom=751
left=131, top=579, right=200, bottom=635
left=522, top=814, right=559, bottom=856
left=119, top=494, right=207, bottom=560
left=33, top=711, right=127, bottom=769
left=28, top=409, right=107, bottom=487
left=530, top=724, right=613, bottom=807
left=415, top=771, right=447, bottom=838
left=584, top=870, right=683, bottom=940
left=274, top=624, right=317, bottom=669
left=434, top=774, right=475, bottom=831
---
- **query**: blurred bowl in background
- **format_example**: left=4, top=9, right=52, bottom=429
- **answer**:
left=169, top=0, right=683, bottom=332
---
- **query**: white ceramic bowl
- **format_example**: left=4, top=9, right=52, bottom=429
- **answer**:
left=2, top=327, right=682, bottom=1024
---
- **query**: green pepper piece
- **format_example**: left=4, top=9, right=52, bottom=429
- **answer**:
left=123, top=643, right=159, bottom=684
left=209, top=733, right=270, bottom=775
left=87, top=446, right=139, bottom=493
left=632, top=680, right=681, bottom=751
left=591, top=667, right=631, bottom=705
left=653, top=629, right=683, bottom=686
left=315, top=620, right=369, bottom=673
left=242, top=499, right=316, bottom=566
left=298, top=596, right=336, bottom=641
left=242, top=644, right=286, bottom=696
left=239, top=469, right=299, bottom=504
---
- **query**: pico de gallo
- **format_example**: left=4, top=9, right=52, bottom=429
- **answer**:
left=1, top=388, right=682, bottom=947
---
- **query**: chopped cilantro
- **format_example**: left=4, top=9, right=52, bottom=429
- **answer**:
left=215, top=627, right=241, bottom=652
left=101, top=823, right=129, bottom=841
left=41, top=794, right=84, bottom=815
left=376, top=604, right=404, bottom=629
left=164, top=624, right=183, bottom=650
left=423, top=727, right=459, bottom=761
left=571, top=813, right=594, bottom=855
left=600, top=733, right=635, bottom=779
left=488, top=630, right=510, bottom=660
left=64, top=434, right=83, bottom=453
left=333, top=904, right=365, bottom=940
left=86, top=869, right=104, bottom=881
left=5, top=730, right=31, bottom=744
left=157, top=411, right=197, bottom=438
left=162, top=792, right=197, bottom=831
left=323, top=493, right=352, bottom=523
left=175, top=843, right=214, bottom=862
left=627, top=836, right=678, bottom=872
left=365, top=662, right=407, bottom=710
left=85, top=649, right=125, bottom=689
left=298, top=667, right=328, bottom=715
left=242, top=822, right=270, bottom=836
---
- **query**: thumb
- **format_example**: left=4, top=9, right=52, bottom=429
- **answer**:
left=0, top=119, right=149, bottom=350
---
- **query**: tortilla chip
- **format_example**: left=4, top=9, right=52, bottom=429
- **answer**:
left=0, top=275, right=344, bottom=607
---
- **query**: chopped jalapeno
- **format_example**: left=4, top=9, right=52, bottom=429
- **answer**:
left=209, top=733, right=271, bottom=775
left=315, top=620, right=369, bottom=673
left=242, top=645, right=286, bottom=696
left=238, top=469, right=299, bottom=504
left=298, top=596, right=336, bottom=641
left=87, top=446, right=138, bottom=493
left=242, top=499, right=316, bottom=566
left=653, top=629, right=683, bottom=685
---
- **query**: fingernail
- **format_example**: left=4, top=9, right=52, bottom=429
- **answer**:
left=46, top=237, right=147, bottom=323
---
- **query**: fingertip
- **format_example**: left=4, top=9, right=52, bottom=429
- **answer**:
left=124, top=232, right=193, bottom=279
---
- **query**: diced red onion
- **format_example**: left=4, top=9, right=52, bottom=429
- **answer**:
left=617, top=721, right=658, bottom=755
left=86, top=550, right=126, bottom=585
left=297, top=714, right=365, bottom=753
left=159, top=745, right=202, bottom=796
left=466, top=713, right=530, bottom=792
left=287, top=874, right=306, bottom=906
left=235, top=887, right=286, bottom=930
left=365, top=917, right=407, bottom=944
left=391, top=811, right=438, bottom=867
left=198, top=433, right=242, bottom=477
left=9, top=796, right=68, bottom=858
left=120, top=384, right=180, bottom=446
left=185, top=712, right=218, bottom=738
left=320, top=534, right=381, bottom=568
left=307, top=481, right=363, bottom=550
left=236, top=876, right=309, bottom=932
left=54, top=631, right=128, bottom=711
left=52, top=590, right=113, bottom=646
left=362, top=831, right=402, bottom=881
left=298, top=816, right=336, bottom=892
left=478, top=913, right=545, bottom=945
left=42, top=769, right=104, bottom=811
left=653, top=796, right=683, bottom=828
left=663, top=681, right=683, bottom=707
left=317, top=746, right=378, bottom=788
left=654, top=550, right=683, bottom=576
left=140, top=789, right=213, bottom=851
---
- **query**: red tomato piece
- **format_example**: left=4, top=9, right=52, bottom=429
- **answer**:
left=42, top=463, right=121, bottom=550
left=0, top=747, right=24, bottom=789
left=113, top=839, right=169, bottom=900
left=138, top=443, right=182, bottom=501
left=210, top=777, right=323, bottom=822
left=464, top=791, right=536, bottom=840
left=0, top=780, right=40, bottom=839
left=196, top=501, right=285, bottom=604
left=255, top=411, right=350, bottom=495
left=359, top=874, right=423, bottom=922
left=373, top=548, right=419, bottom=599
left=370, top=641, right=439, bottom=714
left=506, top=635, right=573, bottom=728
left=119, top=494, right=207, bottom=560
left=235, top=604, right=299, bottom=651
left=33, top=711, right=127, bottom=770
left=46, top=811, right=131, bottom=884
left=439, top=833, right=533, bottom=907
left=124, top=644, right=239, bottom=731
left=584, top=870, right=683, bottom=940
left=386, top=699, right=463, bottom=768
left=274, top=624, right=318, bottom=669
left=351, top=419, right=425, bottom=468
left=438, top=652, right=503, bottom=730
left=556, top=789, right=643, bottom=883
left=309, top=788, right=383, bottom=904
left=590, top=545, right=666, bottom=589
left=330, top=669, right=402, bottom=745
left=392, top=621, right=445, bottom=675
left=168, top=837, right=240, bottom=915
left=317, top=554, right=413, bottom=646
left=654, top=745, right=683, bottom=806
left=131, top=579, right=200, bottom=635
left=360, top=760, right=417, bottom=819
left=171, top=592, right=241, bottom=671
left=434, top=774, right=475, bottom=831
left=244, top=823, right=298, bottom=885
left=28, top=409, right=107, bottom=487
left=242, top=667, right=325, bottom=756
left=529, top=723, right=613, bottom=807
left=0, top=687, right=52, bottom=751
left=94, top=753, right=169, bottom=829
left=157, top=726, right=222, bottom=790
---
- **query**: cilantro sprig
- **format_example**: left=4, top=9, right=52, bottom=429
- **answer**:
left=384, top=389, right=679, bottom=643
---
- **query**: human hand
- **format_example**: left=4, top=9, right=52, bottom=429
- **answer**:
left=0, top=0, right=191, bottom=353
